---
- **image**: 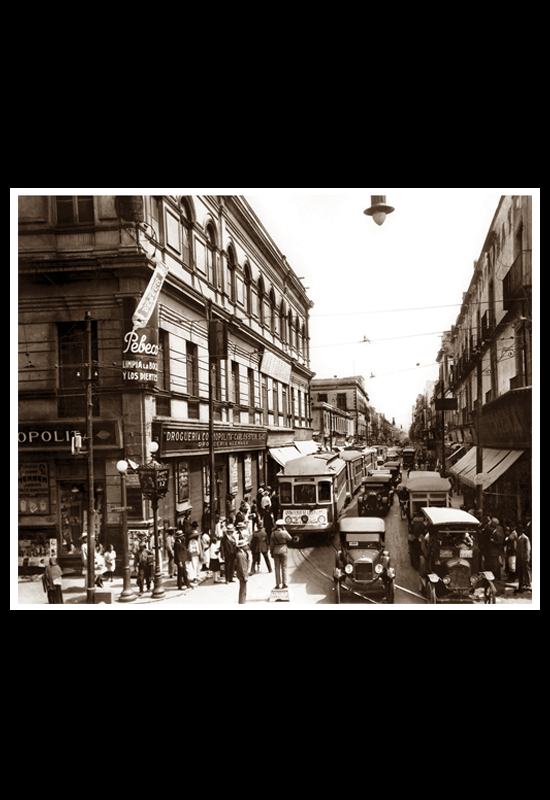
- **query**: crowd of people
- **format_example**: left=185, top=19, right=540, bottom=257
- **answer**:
left=163, top=485, right=291, bottom=604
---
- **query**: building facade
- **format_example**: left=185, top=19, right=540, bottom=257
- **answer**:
left=311, top=376, right=370, bottom=444
left=18, top=195, right=314, bottom=571
left=443, top=196, right=532, bottom=521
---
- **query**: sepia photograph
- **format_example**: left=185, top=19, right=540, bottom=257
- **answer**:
left=12, top=189, right=539, bottom=609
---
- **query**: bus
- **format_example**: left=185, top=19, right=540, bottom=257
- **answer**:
left=277, top=453, right=347, bottom=544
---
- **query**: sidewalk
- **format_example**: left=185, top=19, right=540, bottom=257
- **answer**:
left=17, top=568, right=209, bottom=606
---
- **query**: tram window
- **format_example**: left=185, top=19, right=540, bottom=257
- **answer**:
left=294, top=484, right=316, bottom=504
left=318, top=481, right=332, bottom=502
left=279, top=483, right=292, bottom=504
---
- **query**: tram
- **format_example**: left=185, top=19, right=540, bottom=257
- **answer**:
left=340, top=449, right=366, bottom=500
left=277, top=453, right=347, bottom=544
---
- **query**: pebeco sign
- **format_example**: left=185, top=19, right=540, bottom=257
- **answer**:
left=122, top=327, right=158, bottom=384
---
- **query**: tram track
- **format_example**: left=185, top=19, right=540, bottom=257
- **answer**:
left=296, top=541, right=428, bottom=604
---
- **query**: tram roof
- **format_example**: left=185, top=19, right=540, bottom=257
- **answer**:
left=277, top=453, right=346, bottom=477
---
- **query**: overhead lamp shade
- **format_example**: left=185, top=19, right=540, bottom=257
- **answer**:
left=364, top=195, right=395, bottom=226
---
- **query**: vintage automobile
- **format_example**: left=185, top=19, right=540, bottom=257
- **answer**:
left=358, top=474, right=394, bottom=516
left=405, top=474, right=451, bottom=531
left=402, top=447, right=416, bottom=471
left=334, top=517, right=395, bottom=604
left=419, top=507, right=497, bottom=604
left=383, top=460, right=401, bottom=487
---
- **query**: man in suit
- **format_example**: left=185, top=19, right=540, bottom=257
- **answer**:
left=174, top=530, right=192, bottom=591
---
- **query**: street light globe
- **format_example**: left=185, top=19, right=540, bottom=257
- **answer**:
left=372, top=211, right=387, bottom=226
left=149, top=441, right=159, bottom=455
left=116, top=459, right=128, bottom=473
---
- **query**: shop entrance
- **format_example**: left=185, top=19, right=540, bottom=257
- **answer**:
left=58, top=482, right=87, bottom=555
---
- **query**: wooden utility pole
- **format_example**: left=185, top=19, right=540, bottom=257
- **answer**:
left=85, top=311, right=96, bottom=604
left=476, top=351, right=484, bottom=517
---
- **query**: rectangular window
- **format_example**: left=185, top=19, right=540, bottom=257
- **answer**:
left=231, top=361, right=240, bottom=404
left=279, top=482, right=292, bottom=504
left=337, top=393, right=347, bottom=410
left=186, top=341, right=199, bottom=397
left=57, top=321, right=99, bottom=418
left=56, top=196, right=94, bottom=225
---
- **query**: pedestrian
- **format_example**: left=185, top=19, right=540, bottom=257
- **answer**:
left=504, top=523, right=518, bottom=583
left=174, top=530, right=193, bottom=590
left=515, top=525, right=532, bottom=594
left=134, top=539, right=153, bottom=595
left=201, top=527, right=211, bottom=573
left=209, top=535, right=222, bottom=583
left=187, top=522, right=201, bottom=582
left=104, top=544, right=116, bottom=582
left=235, top=534, right=250, bottom=604
left=249, top=501, right=259, bottom=533
left=81, top=532, right=88, bottom=588
left=271, top=491, right=280, bottom=521
left=270, top=519, right=292, bottom=589
left=166, top=527, right=176, bottom=578
left=221, top=523, right=237, bottom=583
left=249, top=523, right=272, bottom=575
left=489, top=517, right=505, bottom=579
left=94, top=543, right=106, bottom=588
left=42, top=557, right=64, bottom=604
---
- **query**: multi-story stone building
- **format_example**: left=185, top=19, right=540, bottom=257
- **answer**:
left=311, top=375, right=370, bottom=443
left=18, top=194, right=314, bottom=571
left=443, top=195, right=532, bottom=521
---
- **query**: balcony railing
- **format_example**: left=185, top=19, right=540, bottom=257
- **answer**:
left=503, top=250, right=532, bottom=309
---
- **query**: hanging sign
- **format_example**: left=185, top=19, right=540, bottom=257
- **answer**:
left=122, top=327, right=159, bottom=384
left=132, top=260, right=170, bottom=331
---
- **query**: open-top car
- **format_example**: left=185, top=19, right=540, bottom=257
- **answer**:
left=334, top=517, right=395, bottom=604
left=358, top=474, right=394, bottom=516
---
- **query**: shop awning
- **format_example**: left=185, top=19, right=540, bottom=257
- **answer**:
left=268, top=446, right=301, bottom=467
left=449, top=447, right=525, bottom=489
left=294, top=440, right=319, bottom=456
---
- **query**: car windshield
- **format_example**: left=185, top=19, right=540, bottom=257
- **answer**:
left=433, top=528, right=477, bottom=547
left=345, top=533, right=381, bottom=546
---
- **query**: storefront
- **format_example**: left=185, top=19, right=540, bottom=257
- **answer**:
left=153, top=422, right=267, bottom=528
left=18, top=420, right=123, bottom=573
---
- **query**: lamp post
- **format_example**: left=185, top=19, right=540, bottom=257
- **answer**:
left=116, top=459, right=137, bottom=603
left=138, top=442, right=169, bottom=600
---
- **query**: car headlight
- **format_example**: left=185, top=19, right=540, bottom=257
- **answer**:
left=470, top=575, right=478, bottom=586
left=344, top=563, right=354, bottom=575
left=375, top=563, right=384, bottom=574
left=443, top=575, right=451, bottom=585
left=387, top=567, right=396, bottom=579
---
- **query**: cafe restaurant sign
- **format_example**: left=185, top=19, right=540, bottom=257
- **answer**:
left=159, top=425, right=267, bottom=455
left=18, top=420, right=122, bottom=450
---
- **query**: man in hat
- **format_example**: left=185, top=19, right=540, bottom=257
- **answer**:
left=515, top=525, right=531, bottom=594
left=135, top=537, right=154, bottom=595
left=235, top=533, right=250, bottom=604
left=81, top=533, right=89, bottom=589
left=174, top=530, right=192, bottom=591
left=166, top=526, right=176, bottom=578
left=221, top=523, right=237, bottom=583
left=270, top=519, right=292, bottom=590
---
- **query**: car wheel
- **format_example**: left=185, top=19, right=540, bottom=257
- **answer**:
left=484, top=588, right=496, bottom=604
left=386, top=579, right=395, bottom=604
left=427, top=581, right=438, bottom=604
left=335, top=580, right=341, bottom=604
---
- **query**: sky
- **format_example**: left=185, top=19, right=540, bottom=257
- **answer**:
left=246, top=189, right=538, bottom=431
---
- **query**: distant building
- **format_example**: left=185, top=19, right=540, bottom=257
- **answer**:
left=311, top=376, right=370, bottom=443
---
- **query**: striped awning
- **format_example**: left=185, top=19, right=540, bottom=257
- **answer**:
left=449, top=447, right=525, bottom=488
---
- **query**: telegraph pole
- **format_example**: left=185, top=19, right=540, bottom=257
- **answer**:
left=206, top=298, right=216, bottom=542
left=85, top=311, right=96, bottom=604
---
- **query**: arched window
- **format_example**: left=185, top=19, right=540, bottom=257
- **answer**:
left=180, top=199, right=192, bottom=267
left=206, top=223, right=217, bottom=286
left=258, top=277, right=265, bottom=325
left=270, top=289, right=277, bottom=336
left=227, top=246, right=237, bottom=304
left=280, top=300, right=287, bottom=343
left=243, top=262, right=253, bottom=316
